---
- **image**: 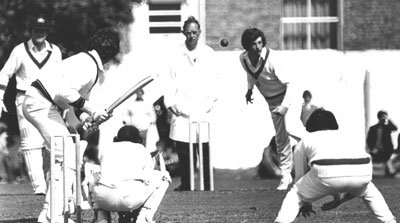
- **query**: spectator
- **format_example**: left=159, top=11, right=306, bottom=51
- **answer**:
left=300, top=90, right=319, bottom=127
left=366, top=110, right=397, bottom=175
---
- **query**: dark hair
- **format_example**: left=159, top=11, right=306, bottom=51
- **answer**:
left=114, top=125, right=142, bottom=144
left=377, top=110, right=388, bottom=119
left=87, top=28, right=120, bottom=64
left=306, top=108, right=338, bottom=132
left=302, top=90, right=312, bottom=99
left=241, top=28, right=266, bottom=51
left=182, top=16, right=200, bottom=31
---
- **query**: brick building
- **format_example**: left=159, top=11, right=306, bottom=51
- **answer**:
left=146, top=0, right=400, bottom=51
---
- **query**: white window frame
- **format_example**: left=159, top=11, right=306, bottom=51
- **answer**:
left=280, top=0, right=344, bottom=50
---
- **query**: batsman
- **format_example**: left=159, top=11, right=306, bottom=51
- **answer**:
left=22, top=28, right=120, bottom=223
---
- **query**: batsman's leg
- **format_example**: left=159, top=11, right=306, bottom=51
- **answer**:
left=21, top=148, right=47, bottom=195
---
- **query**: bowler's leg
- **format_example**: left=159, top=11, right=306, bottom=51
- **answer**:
left=271, top=112, right=292, bottom=190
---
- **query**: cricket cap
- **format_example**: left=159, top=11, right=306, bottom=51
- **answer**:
left=30, top=16, right=53, bottom=29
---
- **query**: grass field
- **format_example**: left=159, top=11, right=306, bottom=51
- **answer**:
left=0, top=168, right=399, bottom=223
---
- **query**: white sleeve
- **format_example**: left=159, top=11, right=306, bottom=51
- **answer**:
left=163, top=61, right=177, bottom=109
left=293, top=140, right=310, bottom=183
left=239, top=52, right=255, bottom=90
left=53, top=45, right=63, bottom=62
left=0, top=47, right=20, bottom=98
left=270, top=51, right=295, bottom=108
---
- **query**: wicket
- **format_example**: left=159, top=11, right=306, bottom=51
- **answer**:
left=50, top=134, right=81, bottom=223
left=189, top=121, right=214, bottom=191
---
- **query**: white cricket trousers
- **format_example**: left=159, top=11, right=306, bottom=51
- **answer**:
left=91, top=171, right=170, bottom=219
left=23, top=87, right=78, bottom=222
left=266, top=96, right=292, bottom=176
left=16, top=93, right=47, bottom=193
left=22, top=87, right=76, bottom=166
left=37, top=163, right=75, bottom=223
left=274, top=165, right=397, bottom=223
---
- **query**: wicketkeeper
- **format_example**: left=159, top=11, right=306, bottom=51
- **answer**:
left=274, top=108, right=396, bottom=223
left=89, top=125, right=170, bottom=223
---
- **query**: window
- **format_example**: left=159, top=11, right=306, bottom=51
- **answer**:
left=281, top=0, right=343, bottom=50
left=148, top=2, right=182, bottom=34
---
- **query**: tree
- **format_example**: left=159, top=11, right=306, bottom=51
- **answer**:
left=0, top=0, right=141, bottom=63
left=0, top=0, right=141, bottom=134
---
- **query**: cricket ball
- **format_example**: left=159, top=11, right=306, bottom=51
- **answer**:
left=220, top=39, right=229, bottom=47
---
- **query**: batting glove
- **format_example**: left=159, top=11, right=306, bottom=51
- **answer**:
left=91, top=109, right=112, bottom=124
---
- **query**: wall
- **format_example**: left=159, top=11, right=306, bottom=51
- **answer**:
left=205, top=0, right=400, bottom=51
left=206, top=0, right=282, bottom=51
left=343, top=0, right=400, bottom=50
left=91, top=47, right=400, bottom=169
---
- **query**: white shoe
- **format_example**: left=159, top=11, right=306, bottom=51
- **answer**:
left=276, top=174, right=293, bottom=191
left=34, top=186, right=47, bottom=196
left=37, top=209, right=48, bottom=223
left=136, top=207, right=155, bottom=223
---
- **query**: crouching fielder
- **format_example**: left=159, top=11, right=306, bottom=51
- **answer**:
left=274, top=108, right=396, bottom=223
left=90, top=125, right=170, bottom=223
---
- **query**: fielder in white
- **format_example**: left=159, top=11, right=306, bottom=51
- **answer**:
left=274, top=108, right=396, bottom=223
left=0, top=15, right=62, bottom=195
left=22, top=28, right=120, bottom=223
left=89, top=125, right=170, bottom=223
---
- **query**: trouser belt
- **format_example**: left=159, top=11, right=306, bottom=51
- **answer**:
left=311, top=157, right=370, bottom=166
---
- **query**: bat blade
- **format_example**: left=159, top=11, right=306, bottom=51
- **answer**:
left=106, top=74, right=156, bottom=113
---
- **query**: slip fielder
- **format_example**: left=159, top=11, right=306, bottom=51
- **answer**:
left=274, top=109, right=396, bottom=223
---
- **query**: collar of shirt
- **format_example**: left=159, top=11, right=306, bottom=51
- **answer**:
left=182, top=43, right=199, bottom=63
left=243, top=47, right=268, bottom=69
left=87, top=49, right=104, bottom=72
left=27, top=39, right=53, bottom=53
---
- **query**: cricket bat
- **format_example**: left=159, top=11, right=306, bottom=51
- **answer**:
left=79, top=74, right=157, bottom=132
left=106, top=74, right=157, bottom=113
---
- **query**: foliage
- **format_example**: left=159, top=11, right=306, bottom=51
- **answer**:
left=0, top=0, right=142, bottom=65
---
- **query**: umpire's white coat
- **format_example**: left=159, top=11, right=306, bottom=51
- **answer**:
left=164, top=42, right=218, bottom=143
